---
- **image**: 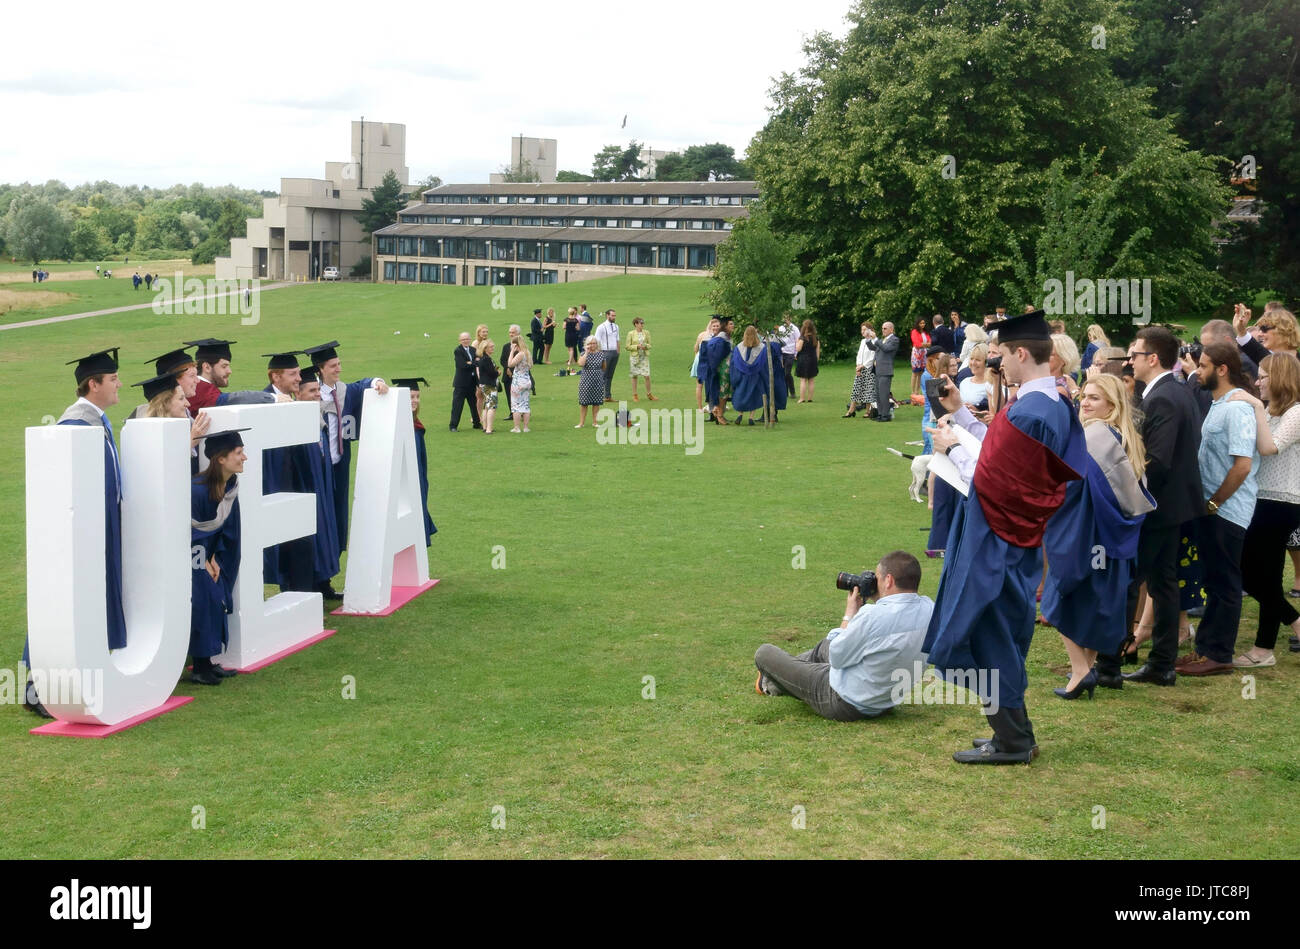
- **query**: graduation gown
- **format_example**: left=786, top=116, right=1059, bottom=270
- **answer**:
left=764, top=341, right=788, bottom=411
left=922, top=390, right=1086, bottom=709
left=260, top=384, right=294, bottom=586
left=304, top=419, right=341, bottom=584
left=413, top=419, right=437, bottom=547
left=695, top=336, right=730, bottom=406
left=323, top=379, right=373, bottom=555
left=190, top=477, right=241, bottom=659
left=728, top=344, right=767, bottom=412
left=1041, top=423, right=1154, bottom=652
left=57, top=404, right=127, bottom=651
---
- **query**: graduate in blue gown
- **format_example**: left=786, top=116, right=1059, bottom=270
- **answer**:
left=189, top=428, right=248, bottom=685
left=728, top=325, right=768, bottom=424
left=295, top=366, right=342, bottom=591
left=392, top=377, right=438, bottom=547
left=302, top=341, right=389, bottom=557
left=764, top=337, right=788, bottom=415
left=923, top=311, right=1087, bottom=764
left=696, top=326, right=731, bottom=425
left=259, top=352, right=303, bottom=589
left=1041, top=374, right=1154, bottom=699
left=25, top=348, right=127, bottom=718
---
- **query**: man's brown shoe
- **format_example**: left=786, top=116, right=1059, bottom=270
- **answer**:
left=1179, top=657, right=1234, bottom=676
left=1174, top=652, right=1204, bottom=669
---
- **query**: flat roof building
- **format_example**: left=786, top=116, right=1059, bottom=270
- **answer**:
left=372, top=180, right=757, bottom=286
left=216, top=120, right=409, bottom=281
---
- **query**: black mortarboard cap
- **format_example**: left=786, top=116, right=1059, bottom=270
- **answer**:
left=145, top=346, right=196, bottom=377
left=132, top=372, right=181, bottom=401
left=391, top=377, right=429, bottom=391
left=996, top=308, right=1051, bottom=342
left=197, top=428, right=249, bottom=457
left=926, top=345, right=946, bottom=358
left=300, top=365, right=322, bottom=385
left=262, top=351, right=301, bottom=371
left=185, top=338, right=235, bottom=363
left=67, top=348, right=120, bottom=384
left=303, top=341, right=341, bottom=365
left=533, top=308, right=542, bottom=314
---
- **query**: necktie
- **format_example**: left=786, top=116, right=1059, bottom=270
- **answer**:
left=334, top=387, right=345, bottom=457
left=101, top=413, right=122, bottom=501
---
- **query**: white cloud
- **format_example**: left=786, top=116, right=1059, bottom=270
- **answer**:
left=0, top=0, right=851, bottom=189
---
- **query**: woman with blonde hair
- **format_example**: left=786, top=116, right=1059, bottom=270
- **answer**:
left=563, top=306, right=581, bottom=371
left=508, top=337, right=533, bottom=433
left=958, top=323, right=988, bottom=365
left=1042, top=373, right=1154, bottom=698
left=1082, top=324, right=1110, bottom=374
left=1050, top=333, right=1082, bottom=399
left=576, top=336, right=606, bottom=428
left=474, top=340, right=500, bottom=434
left=542, top=307, right=556, bottom=364
left=473, top=324, right=491, bottom=417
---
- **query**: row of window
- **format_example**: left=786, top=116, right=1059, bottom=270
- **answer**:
left=423, top=193, right=751, bottom=206
left=398, top=214, right=733, bottom=230
left=377, top=236, right=715, bottom=269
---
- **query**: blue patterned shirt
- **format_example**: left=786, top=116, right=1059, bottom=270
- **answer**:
left=1199, top=389, right=1259, bottom=530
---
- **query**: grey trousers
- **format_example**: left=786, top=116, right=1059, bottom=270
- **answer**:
left=602, top=350, right=620, bottom=398
left=754, top=638, right=880, bottom=722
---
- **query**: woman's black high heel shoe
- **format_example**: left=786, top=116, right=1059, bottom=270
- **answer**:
left=1054, top=669, right=1097, bottom=700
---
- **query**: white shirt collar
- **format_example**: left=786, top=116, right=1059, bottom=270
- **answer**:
left=1142, top=370, right=1173, bottom=400
left=1018, top=375, right=1060, bottom=400
left=75, top=396, right=107, bottom=419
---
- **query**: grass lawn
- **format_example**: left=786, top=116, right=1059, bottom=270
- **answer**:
left=2, top=275, right=1296, bottom=859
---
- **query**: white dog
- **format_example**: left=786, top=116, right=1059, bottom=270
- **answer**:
left=886, top=447, right=932, bottom=502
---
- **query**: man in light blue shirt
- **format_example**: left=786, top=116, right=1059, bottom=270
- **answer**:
left=754, top=551, right=934, bottom=720
left=1182, top=342, right=1260, bottom=676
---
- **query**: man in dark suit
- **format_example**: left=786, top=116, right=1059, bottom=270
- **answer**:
left=867, top=322, right=900, bottom=421
left=529, top=309, right=545, bottom=365
left=1096, top=326, right=1204, bottom=688
left=449, top=332, right=482, bottom=432
left=930, top=313, right=955, bottom=355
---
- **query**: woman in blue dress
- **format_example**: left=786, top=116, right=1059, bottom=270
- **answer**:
left=190, top=429, right=248, bottom=686
left=1041, top=375, right=1154, bottom=699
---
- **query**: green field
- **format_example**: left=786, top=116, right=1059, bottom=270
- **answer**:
left=2, top=276, right=1296, bottom=859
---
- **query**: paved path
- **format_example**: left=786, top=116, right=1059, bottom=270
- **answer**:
left=0, top=282, right=297, bottom=332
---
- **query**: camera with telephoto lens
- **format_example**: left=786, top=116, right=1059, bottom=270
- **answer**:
left=986, top=354, right=1003, bottom=372
left=1179, top=342, right=1202, bottom=361
left=836, top=570, right=878, bottom=599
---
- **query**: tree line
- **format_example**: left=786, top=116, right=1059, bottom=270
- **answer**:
left=0, top=181, right=268, bottom=266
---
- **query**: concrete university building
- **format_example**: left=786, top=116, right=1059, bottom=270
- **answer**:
left=372, top=180, right=758, bottom=286
left=215, top=120, right=409, bottom=281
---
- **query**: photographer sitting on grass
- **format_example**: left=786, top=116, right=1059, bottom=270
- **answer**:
left=753, top=551, right=934, bottom=721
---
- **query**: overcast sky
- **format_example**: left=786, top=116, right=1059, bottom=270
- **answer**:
left=0, top=0, right=854, bottom=191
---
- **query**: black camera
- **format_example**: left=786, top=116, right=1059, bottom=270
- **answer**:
left=836, top=570, right=878, bottom=599
left=1180, top=342, right=1202, bottom=361
left=986, top=354, right=1003, bottom=372
left=924, top=377, right=950, bottom=399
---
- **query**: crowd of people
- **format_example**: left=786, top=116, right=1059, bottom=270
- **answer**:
left=22, top=338, right=437, bottom=715
left=755, top=302, right=1300, bottom=766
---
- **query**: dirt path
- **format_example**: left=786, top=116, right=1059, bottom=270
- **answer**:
left=0, top=282, right=296, bottom=331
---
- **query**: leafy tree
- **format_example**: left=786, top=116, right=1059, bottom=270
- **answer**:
left=192, top=198, right=255, bottom=264
left=0, top=195, right=70, bottom=264
left=591, top=141, right=645, bottom=181
left=748, top=0, right=1232, bottom=345
left=556, top=170, right=594, bottom=182
left=708, top=205, right=803, bottom=335
left=1114, top=0, right=1300, bottom=301
left=656, top=144, right=752, bottom=181
left=497, top=159, right=541, bottom=183
left=358, top=170, right=406, bottom=236
left=90, top=205, right=137, bottom=246
left=69, top=219, right=111, bottom=260
left=412, top=174, right=443, bottom=198
left=350, top=255, right=372, bottom=278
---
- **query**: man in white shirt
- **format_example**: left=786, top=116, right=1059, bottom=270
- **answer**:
left=594, top=309, right=621, bottom=402
left=754, top=551, right=934, bottom=720
left=777, top=314, right=800, bottom=397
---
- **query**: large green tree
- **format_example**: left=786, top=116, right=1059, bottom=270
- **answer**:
left=656, top=144, right=752, bottom=181
left=357, top=170, right=406, bottom=236
left=69, top=219, right=111, bottom=261
left=1114, top=0, right=1300, bottom=301
left=748, top=0, right=1229, bottom=343
left=591, top=141, right=645, bottom=181
left=708, top=205, right=803, bottom=335
left=192, top=198, right=257, bottom=264
left=0, top=195, right=70, bottom=264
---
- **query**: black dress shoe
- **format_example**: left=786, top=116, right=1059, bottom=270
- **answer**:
left=953, top=743, right=1035, bottom=765
left=212, top=664, right=240, bottom=678
left=971, top=737, right=1039, bottom=758
left=1123, top=663, right=1177, bottom=686
left=190, top=667, right=222, bottom=686
left=1095, top=671, right=1124, bottom=690
left=449, top=427, right=458, bottom=432
left=24, top=681, right=53, bottom=719
left=317, top=584, right=343, bottom=602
